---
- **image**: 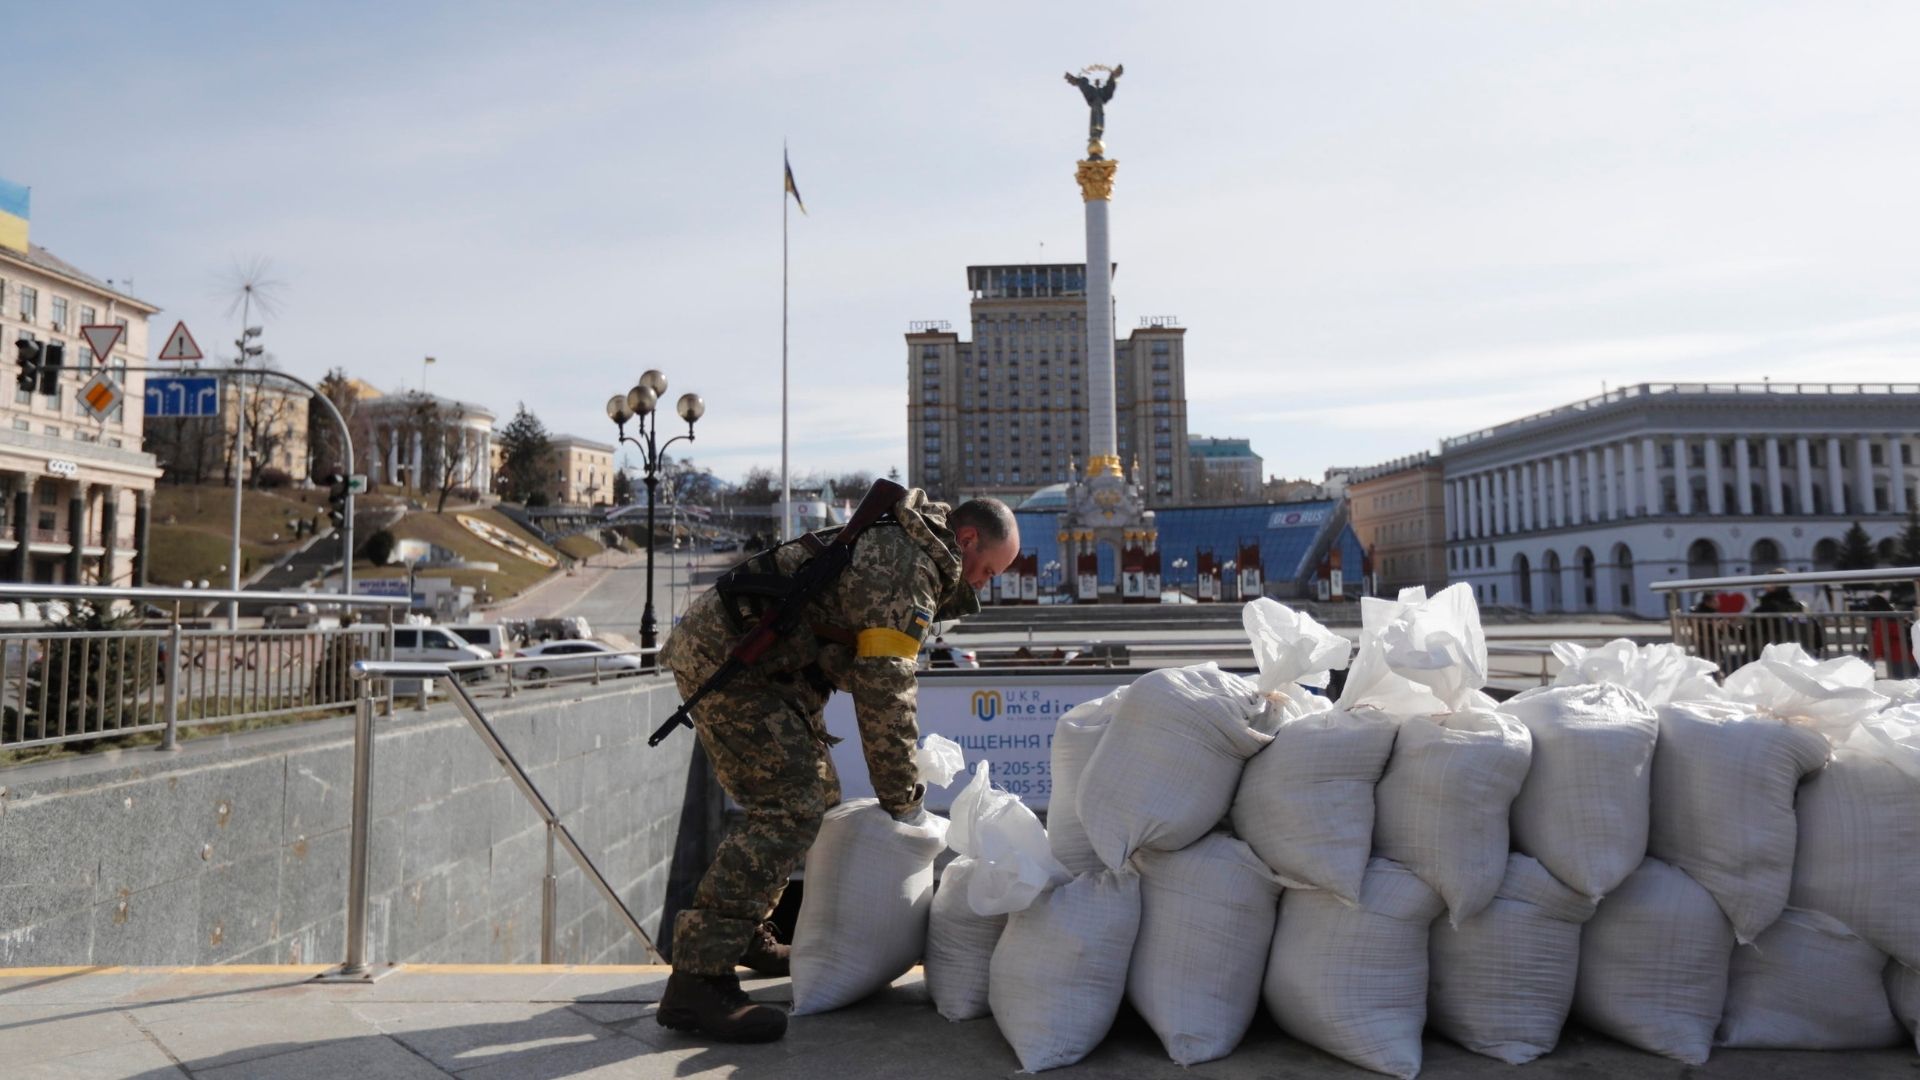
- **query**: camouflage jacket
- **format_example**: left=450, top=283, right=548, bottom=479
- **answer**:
left=660, top=489, right=977, bottom=814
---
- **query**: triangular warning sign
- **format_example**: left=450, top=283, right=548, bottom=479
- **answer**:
left=80, top=324, right=125, bottom=364
left=158, top=321, right=203, bottom=362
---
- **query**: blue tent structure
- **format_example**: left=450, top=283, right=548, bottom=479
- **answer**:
left=1011, top=494, right=1365, bottom=598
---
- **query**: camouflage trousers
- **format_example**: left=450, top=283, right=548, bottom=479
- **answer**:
left=671, top=667, right=841, bottom=975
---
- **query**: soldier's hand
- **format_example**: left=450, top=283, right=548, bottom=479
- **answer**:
left=887, top=783, right=928, bottom=825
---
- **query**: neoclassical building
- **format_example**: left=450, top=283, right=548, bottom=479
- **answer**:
left=354, top=390, right=494, bottom=496
left=1440, top=382, right=1918, bottom=617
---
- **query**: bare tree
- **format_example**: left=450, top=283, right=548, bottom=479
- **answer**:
left=309, top=367, right=361, bottom=477
left=236, top=361, right=302, bottom=485
left=418, top=395, right=473, bottom=513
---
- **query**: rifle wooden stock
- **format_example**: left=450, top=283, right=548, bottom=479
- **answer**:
left=647, top=478, right=909, bottom=747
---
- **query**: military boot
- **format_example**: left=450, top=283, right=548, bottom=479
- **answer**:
left=738, top=921, right=790, bottom=977
left=657, top=971, right=787, bottom=1043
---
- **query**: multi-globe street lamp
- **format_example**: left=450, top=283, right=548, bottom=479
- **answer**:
left=606, top=369, right=705, bottom=667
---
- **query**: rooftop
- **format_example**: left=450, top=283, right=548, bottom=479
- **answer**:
left=1441, top=381, right=1920, bottom=452
left=0, top=243, right=160, bottom=312
left=1188, top=436, right=1258, bottom=460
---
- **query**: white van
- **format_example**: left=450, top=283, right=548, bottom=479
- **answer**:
left=445, top=623, right=511, bottom=660
left=392, top=625, right=492, bottom=680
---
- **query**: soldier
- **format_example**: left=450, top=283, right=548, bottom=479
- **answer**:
left=656, top=490, right=1019, bottom=1042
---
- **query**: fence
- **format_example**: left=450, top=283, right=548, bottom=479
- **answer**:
left=1655, top=566, right=1920, bottom=677
left=0, top=584, right=407, bottom=755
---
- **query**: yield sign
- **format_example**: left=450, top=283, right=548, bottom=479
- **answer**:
left=158, top=321, right=203, bottom=362
left=80, top=323, right=125, bottom=365
left=79, top=372, right=123, bottom=420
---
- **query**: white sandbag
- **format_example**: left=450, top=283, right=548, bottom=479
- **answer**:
left=1372, top=706, right=1531, bottom=924
left=790, top=799, right=947, bottom=1015
left=925, top=857, right=1005, bottom=1022
left=1243, top=597, right=1351, bottom=707
left=1428, top=853, right=1597, bottom=1065
left=1544, top=638, right=1722, bottom=706
left=1047, top=689, right=1121, bottom=876
left=1229, top=706, right=1397, bottom=903
left=1338, top=584, right=1488, bottom=718
left=1888, top=962, right=1920, bottom=1054
left=1263, top=857, right=1443, bottom=1079
left=1790, top=713, right=1920, bottom=968
left=1502, top=683, right=1658, bottom=900
left=1717, top=908, right=1903, bottom=1049
left=915, top=733, right=966, bottom=788
left=1723, top=642, right=1890, bottom=738
left=1573, top=856, right=1735, bottom=1065
left=1076, top=664, right=1275, bottom=870
left=947, top=762, right=1070, bottom=917
left=1647, top=701, right=1830, bottom=943
left=1128, top=834, right=1284, bottom=1065
left=989, top=868, right=1142, bottom=1073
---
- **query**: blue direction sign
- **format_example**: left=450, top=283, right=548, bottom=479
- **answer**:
left=144, top=376, right=221, bottom=418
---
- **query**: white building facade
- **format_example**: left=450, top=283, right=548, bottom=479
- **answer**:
left=1440, top=382, right=1920, bottom=618
left=357, top=392, right=494, bottom=495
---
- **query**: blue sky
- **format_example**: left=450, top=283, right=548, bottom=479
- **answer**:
left=10, top=2, right=1920, bottom=484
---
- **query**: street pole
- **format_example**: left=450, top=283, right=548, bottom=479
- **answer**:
left=641, top=418, right=659, bottom=668
left=228, top=368, right=245, bottom=629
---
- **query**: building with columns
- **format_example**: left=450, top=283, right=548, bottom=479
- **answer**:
left=1, top=242, right=160, bottom=585
left=1440, top=382, right=1920, bottom=617
left=355, top=390, right=494, bottom=496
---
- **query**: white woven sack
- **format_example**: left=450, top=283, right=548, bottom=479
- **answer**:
left=1229, top=706, right=1397, bottom=903
left=1889, top=962, right=1920, bottom=1054
left=1372, top=706, right=1531, bottom=924
left=1647, top=701, right=1831, bottom=943
left=1503, top=684, right=1658, bottom=900
left=1047, top=689, right=1121, bottom=876
left=1573, top=857, right=1735, bottom=1065
left=1790, top=712, right=1920, bottom=968
left=989, top=868, right=1142, bottom=1073
left=1717, top=908, right=1903, bottom=1049
left=1263, top=857, right=1443, bottom=1080
left=1428, top=853, right=1597, bottom=1065
left=1076, top=664, right=1275, bottom=870
left=1128, top=834, right=1284, bottom=1066
left=926, top=857, right=1006, bottom=1022
left=790, top=799, right=946, bottom=1016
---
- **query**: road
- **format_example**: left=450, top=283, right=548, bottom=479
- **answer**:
left=489, top=544, right=729, bottom=648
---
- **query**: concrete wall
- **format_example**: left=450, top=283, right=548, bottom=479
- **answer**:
left=0, top=676, right=699, bottom=968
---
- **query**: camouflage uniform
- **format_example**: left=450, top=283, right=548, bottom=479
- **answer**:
left=659, top=489, right=980, bottom=975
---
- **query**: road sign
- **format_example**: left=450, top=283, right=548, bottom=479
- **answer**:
left=347, top=474, right=369, bottom=495
left=157, top=321, right=203, bottom=362
left=79, top=324, right=124, bottom=365
left=353, top=579, right=409, bottom=597
left=79, top=373, right=123, bottom=421
left=143, top=376, right=221, bottom=418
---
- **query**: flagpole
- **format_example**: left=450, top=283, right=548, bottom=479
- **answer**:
left=781, top=142, right=792, bottom=543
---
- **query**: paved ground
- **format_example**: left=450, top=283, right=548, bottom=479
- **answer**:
left=2, top=965, right=1912, bottom=1079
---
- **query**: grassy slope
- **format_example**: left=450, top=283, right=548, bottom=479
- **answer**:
left=363, top=507, right=571, bottom=603
left=148, top=484, right=325, bottom=585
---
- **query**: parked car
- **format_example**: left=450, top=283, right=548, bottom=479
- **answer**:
left=391, top=625, right=492, bottom=681
left=710, top=537, right=739, bottom=553
left=445, top=623, right=511, bottom=660
left=515, top=639, right=644, bottom=681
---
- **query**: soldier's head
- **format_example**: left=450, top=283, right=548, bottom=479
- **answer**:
left=950, top=498, right=1020, bottom=588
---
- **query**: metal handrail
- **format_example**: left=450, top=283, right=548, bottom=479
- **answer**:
left=328, top=659, right=664, bottom=979
left=1651, top=566, right=1920, bottom=592
left=0, top=583, right=409, bottom=608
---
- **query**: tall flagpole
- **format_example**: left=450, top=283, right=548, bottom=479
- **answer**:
left=781, top=142, right=792, bottom=542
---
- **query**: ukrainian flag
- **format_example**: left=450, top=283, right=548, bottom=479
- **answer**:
left=0, top=178, right=27, bottom=253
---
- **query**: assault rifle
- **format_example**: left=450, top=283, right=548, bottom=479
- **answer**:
left=647, top=477, right=909, bottom=746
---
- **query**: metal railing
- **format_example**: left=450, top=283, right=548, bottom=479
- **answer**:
left=0, top=583, right=407, bottom=755
left=1654, top=566, right=1920, bottom=676
left=331, top=659, right=666, bottom=979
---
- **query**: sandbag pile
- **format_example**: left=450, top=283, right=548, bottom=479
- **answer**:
left=790, top=591, right=1920, bottom=1076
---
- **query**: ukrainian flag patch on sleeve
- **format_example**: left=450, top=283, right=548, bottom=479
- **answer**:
left=909, top=607, right=933, bottom=639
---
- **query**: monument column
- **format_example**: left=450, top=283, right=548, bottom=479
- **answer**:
left=1077, top=156, right=1119, bottom=478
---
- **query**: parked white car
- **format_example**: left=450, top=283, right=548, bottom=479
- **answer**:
left=392, top=625, right=492, bottom=681
left=516, top=639, right=643, bottom=681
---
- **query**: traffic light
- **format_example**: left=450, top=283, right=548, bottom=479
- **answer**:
left=37, top=342, right=63, bottom=396
left=14, top=339, right=40, bottom=392
left=325, top=470, right=348, bottom=528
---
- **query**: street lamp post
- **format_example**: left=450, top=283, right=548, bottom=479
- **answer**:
left=607, top=369, right=704, bottom=668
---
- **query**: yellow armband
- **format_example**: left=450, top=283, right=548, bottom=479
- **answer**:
left=856, top=627, right=921, bottom=659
